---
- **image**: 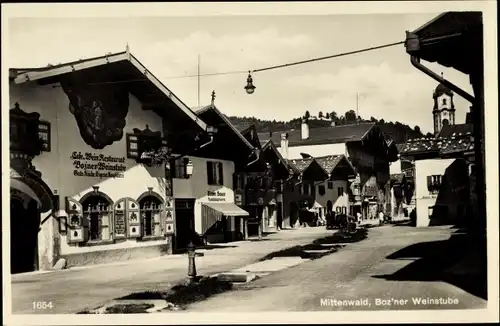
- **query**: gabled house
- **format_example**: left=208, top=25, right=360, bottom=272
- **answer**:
left=184, top=104, right=258, bottom=244
left=313, top=155, right=357, bottom=220
left=259, top=119, right=398, bottom=223
left=399, top=123, right=475, bottom=227
left=8, top=49, right=217, bottom=272
left=233, top=124, right=298, bottom=235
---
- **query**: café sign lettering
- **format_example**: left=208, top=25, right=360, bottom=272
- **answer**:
left=207, top=190, right=226, bottom=202
left=70, top=151, right=127, bottom=179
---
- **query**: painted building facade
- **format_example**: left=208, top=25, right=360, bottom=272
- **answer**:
left=8, top=50, right=216, bottom=272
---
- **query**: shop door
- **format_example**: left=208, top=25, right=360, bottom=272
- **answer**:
left=10, top=197, right=40, bottom=274
left=276, top=202, right=283, bottom=229
left=174, top=199, right=195, bottom=251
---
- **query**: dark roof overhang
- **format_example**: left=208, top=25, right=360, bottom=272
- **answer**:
left=405, top=11, right=483, bottom=103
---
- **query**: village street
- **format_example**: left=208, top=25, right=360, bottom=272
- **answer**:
left=10, top=227, right=332, bottom=314
left=10, top=224, right=486, bottom=314
left=186, top=225, right=487, bottom=312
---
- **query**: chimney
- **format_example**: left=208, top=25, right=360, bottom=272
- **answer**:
left=301, top=118, right=309, bottom=140
left=280, top=132, right=289, bottom=159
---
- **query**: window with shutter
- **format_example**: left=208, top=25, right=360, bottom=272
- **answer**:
left=207, top=161, right=214, bottom=185
left=81, top=194, right=113, bottom=243
left=218, top=162, right=224, bottom=185
left=65, top=197, right=84, bottom=243
left=139, top=196, right=163, bottom=238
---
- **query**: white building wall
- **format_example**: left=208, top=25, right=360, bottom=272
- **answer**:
left=315, top=180, right=349, bottom=215
left=10, top=81, right=170, bottom=261
left=414, top=158, right=455, bottom=227
left=172, top=157, right=235, bottom=234
left=390, top=159, right=402, bottom=174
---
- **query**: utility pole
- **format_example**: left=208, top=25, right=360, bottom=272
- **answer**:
left=356, top=93, right=359, bottom=124
left=197, top=54, right=201, bottom=107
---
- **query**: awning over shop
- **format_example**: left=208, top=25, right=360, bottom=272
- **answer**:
left=201, top=202, right=250, bottom=235
left=203, top=202, right=250, bottom=216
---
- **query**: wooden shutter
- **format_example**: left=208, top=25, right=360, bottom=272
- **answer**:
left=127, top=198, right=141, bottom=238
left=113, top=198, right=128, bottom=239
left=207, top=161, right=213, bottom=185
left=126, top=133, right=140, bottom=159
left=65, top=197, right=84, bottom=243
left=153, top=209, right=162, bottom=236
left=427, top=176, right=432, bottom=192
left=66, top=197, right=83, bottom=228
left=218, top=162, right=224, bottom=185
left=233, top=173, right=238, bottom=189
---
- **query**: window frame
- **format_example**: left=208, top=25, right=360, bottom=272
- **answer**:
left=207, top=161, right=224, bottom=186
left=81, top=195, right=114, bottom=246
left=139, top=196, right=164, bottom=239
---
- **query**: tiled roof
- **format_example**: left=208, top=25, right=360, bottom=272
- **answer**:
left=315, top=155, right=343, bottom=173
left=400, top=133, right=474, bottom=156
left=437, top=123, right=473, bottom=138
left=258, top=122, right=376, bottom=147
left=288, top=157, right=314, bottom=173
left=440, top=137, right=475, bottom=155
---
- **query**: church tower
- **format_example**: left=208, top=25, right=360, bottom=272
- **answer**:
left=433, top=73, right=456, bottom=135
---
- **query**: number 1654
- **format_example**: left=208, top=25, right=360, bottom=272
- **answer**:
left=33, top=301, right=53, bottom=310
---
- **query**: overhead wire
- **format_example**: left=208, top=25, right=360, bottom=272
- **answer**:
left=41, top=40, right=404, bottom=88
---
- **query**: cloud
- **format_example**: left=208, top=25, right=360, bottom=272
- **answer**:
left=8, top=17, right=474, bottom=134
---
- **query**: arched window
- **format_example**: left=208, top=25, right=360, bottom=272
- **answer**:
left=139, top=196, right=163, bottom=237
left=442, top=98, right=447, bottom=105
left=81, top=194, right=113, bottom=242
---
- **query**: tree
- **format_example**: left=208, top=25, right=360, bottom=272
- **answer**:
left=304, top=110, right=311, bottom=120
left=426, top=132, right=434, bottom=137
left=325, top=112, right=330, bottom=119
left=379, top=119, right=385, bottom=124
left=344, top=110, right=357, bottom=124
left=330, top=111, right=338, bottom=122
left=414, top=125, right=421, bottom=134
left=370, top=116, right=378, bottom=122
left=318, top=111, right=324, bottom=118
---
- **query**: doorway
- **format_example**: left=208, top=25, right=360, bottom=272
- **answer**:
left=10, top=197, right=40, bottom=274
left=289, top=202, right=299, bottom=228
left=174, top=199, right=195, bottom=251
left=276, top=202, right=283, bottom=229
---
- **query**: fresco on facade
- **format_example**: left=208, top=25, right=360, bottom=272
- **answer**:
left=61, top=80, right=130, bottom=150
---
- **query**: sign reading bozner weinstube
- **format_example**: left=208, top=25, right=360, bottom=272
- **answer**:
left=70, top=151, right=127, bottom=178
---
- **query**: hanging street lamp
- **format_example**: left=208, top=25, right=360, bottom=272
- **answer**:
left=244, top=71, right=256, bottom=94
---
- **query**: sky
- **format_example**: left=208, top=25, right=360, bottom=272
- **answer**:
left=7, top=13, right=475, bottom=134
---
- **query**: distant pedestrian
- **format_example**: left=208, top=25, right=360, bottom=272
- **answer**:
left=379, top=211, right=385, bottom=225
left=356, top=212, right=362, bottom=224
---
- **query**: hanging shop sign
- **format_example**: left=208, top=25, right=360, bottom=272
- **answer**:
left=70, top=151, right=127, bottom=179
